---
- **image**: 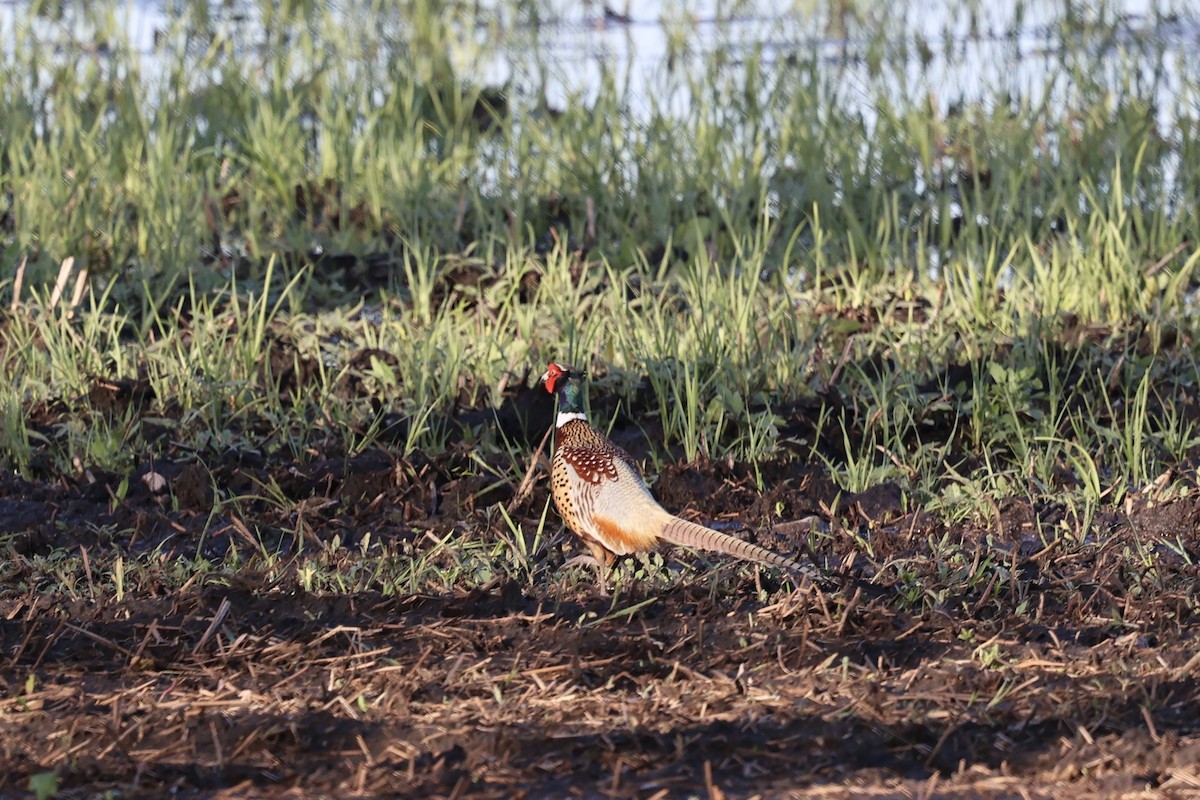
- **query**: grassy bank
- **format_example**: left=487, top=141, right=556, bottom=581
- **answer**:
left=3, top=0, right=1199, bottom=526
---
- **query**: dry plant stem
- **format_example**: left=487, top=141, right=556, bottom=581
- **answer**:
left=67, top=265, right=90, bottom=318
left=193, top=597, right=232, bottom=656
left=10, top=254, right=27, bottom=310
left=46, top=256, right=75, bottom=312
left=507, top=421, right=554, bottom=515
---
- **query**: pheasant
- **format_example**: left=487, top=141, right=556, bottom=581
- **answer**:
left=540, top=362, right=824, bottom=584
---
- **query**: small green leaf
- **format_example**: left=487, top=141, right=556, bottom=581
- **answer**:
left=29, top=771, right=58, bottom=800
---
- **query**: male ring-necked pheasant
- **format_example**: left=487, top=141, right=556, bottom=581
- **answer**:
left=540, top=362, right=824, bottom=584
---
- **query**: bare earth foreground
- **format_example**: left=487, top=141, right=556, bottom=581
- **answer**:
left=3, top=407, right=1200, bottom=798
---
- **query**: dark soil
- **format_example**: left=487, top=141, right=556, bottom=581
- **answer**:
left=3, top=391, right=1200, bottom=798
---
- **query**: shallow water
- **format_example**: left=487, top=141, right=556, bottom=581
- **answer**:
left=2, top=0, right=1195, bottom=129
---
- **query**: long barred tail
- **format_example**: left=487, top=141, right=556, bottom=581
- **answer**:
left=658, top=516, right=826, bottom=584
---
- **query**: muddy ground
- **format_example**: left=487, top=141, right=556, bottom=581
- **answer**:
left=2, top=382, right=1200, bottom=799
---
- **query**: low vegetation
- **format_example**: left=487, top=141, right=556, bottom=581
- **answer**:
left=2, top=0, right=1199, bottom=796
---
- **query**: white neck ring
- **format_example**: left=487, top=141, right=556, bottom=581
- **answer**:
left=556, top=411, right=587, bottom=428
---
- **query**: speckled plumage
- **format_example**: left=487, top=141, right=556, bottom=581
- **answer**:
left=539, top=362, right=823, bottom=583
left=550, top=417, right=664, bottom=566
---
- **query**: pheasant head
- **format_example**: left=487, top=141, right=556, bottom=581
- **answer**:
left=541, top=362, right=587, bottom=427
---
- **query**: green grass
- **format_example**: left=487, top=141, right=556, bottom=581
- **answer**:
left=2, top=0, right=1200, bottom=593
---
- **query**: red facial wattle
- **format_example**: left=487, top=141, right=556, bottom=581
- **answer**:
left=543, top=363, right=565, bottom=394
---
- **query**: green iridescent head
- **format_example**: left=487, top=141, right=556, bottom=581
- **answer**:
left=541, top=362, right=586, bottom=417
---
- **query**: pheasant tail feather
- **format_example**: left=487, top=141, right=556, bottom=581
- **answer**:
left=658, top=516, right=821, bottom=582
